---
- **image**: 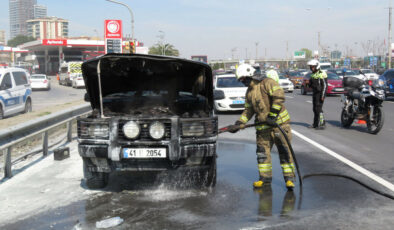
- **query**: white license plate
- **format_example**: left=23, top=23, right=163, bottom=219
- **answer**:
left=232, top=100, right=245, bottom=104
left=335, top=88, right=344, bottom=91
left=123, top=148, right=167, bottom=158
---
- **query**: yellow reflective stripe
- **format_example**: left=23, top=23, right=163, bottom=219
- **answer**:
left=245, top=102, right=251, bottom=108
left=240, top=115, right=248, bottom=123
left=276, top=110, right=290, bottom=124
left=256, top=124, right=271, bottom=130
left=258, top=164, right=272, bottom=172
left=268, top=86, right=282, bottom=96
left=269, top=112, right=277, bottom=117
left=272, top=104, right=281, bottom=110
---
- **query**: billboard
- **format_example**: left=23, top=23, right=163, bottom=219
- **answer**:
left=294, top=51, right=305, bottom=59
left=104, top=20, right=122, bottom=54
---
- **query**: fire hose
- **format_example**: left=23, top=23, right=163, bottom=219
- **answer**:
left=219, top=122, right=394, bottom=200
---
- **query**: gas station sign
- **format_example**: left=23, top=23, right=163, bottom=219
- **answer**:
left=104, top=20, right=122, bottom=54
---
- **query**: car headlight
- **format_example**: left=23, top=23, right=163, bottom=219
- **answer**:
left=123, top=121, right=140, bottom=139
left=328, top=83, right=333, bottom=87
left=182, top=122, right=205, bottom=137
left=149, top=122, right=165, bottom=140
left=378, top=79, right=385, bottom=87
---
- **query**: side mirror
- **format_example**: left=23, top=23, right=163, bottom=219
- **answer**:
left=84, top=93, right=90, bottom=102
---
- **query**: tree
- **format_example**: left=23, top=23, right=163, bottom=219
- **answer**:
left=300, top=48, right=312, bottom=59
left=7, top=35, right=35, bottom=47
left=149, top=43, right=179, bottom=57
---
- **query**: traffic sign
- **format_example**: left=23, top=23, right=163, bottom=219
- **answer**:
left=294, top=51, right=305, bottom=59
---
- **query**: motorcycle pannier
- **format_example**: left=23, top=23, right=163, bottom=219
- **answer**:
left=343, top=76, right=364, bottom=89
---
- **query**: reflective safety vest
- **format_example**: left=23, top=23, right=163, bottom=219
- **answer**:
left=266, top=69, right=279, bottom=83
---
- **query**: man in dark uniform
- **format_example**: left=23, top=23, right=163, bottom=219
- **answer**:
left=307, top=59, right=327, bottom=130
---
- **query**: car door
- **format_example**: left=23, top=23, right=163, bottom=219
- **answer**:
left=0, top=72, right=17, bottom=116
left=12, top=71, right=30, bottom=112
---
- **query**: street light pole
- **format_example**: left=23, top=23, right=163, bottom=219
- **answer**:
left=93, top=29, right=99, bottom=52
left=106, top=0, right=134, bottom=41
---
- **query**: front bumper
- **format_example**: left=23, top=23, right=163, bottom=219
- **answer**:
left=78, top=116, right=217, bottom=172
left=214, top=99, right=244, bottom=111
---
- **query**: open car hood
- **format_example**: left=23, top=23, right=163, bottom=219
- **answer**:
left=81, top=53, right=213, bottom=113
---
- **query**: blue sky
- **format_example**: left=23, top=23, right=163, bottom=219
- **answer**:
left=0, top=0, right=391, bottom=59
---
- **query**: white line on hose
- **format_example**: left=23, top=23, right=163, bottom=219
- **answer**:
left=292, top=130, right=394, bottom=192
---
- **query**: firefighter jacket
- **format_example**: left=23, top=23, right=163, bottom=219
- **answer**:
left=238, top=78, right=290, bottom=131
left=309, top=70, right=328, bottom=96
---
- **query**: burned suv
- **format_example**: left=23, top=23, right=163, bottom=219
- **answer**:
left=78, top=54, right=218, bottom=189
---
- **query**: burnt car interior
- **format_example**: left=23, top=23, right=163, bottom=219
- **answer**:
left=82, top=54, right=213, bottom=118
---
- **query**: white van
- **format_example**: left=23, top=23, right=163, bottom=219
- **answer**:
left=0, top=67, right=32, bottom=119
left=59, top=61, right=83, bottom=86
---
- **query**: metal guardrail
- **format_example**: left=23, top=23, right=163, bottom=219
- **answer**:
left=0, top=103, right=92, bottom=179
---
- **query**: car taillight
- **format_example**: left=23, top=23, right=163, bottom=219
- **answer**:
left=43, top=80, right=48, bottom=83
left=368, top=80, right=373, bottom=86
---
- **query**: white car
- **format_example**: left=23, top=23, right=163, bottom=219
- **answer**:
left=213, top=74, right=247, bottom=112
left=279, top=76, right=294, bottom=93
left=360, top=69, right=379, bottom=80
left=0, top=67, right=32, bottom=119
left=72, top=73, right=85, bottom=88
left=30, top=74, right=50, bottom=90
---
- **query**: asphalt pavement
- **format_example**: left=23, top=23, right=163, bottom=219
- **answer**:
left=1, top=89, right=394, bottom=229
left=30, top=77, right=85, bottom=112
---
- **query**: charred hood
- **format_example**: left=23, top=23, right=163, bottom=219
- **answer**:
left=81, top=53, right=214, bottom=111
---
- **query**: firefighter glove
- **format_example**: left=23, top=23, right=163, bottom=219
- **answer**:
left=227, top=125, right=240, bottom=133
left=266, top=115, right=277, bottom=126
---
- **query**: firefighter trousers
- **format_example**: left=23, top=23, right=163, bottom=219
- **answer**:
left=312, top=91, right=325, bottom=127
left=255, top=124, right=295, bottom=183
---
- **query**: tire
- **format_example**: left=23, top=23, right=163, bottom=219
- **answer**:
left=367, top=106, right=384, bottom=134
left=0, top=106, right=3, bottom=119
left=341, top=108, right=354, bottom=128
left=200, top=157, right=217, bottom=188
left=301, top=86, right=306, bottom=95
left=83, top=158, right=109, bottom=189
left=24, top=99, right=32, bottom=113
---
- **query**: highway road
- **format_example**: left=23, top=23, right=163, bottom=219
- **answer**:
left=30, top=77, right=85, bottom=112
left=1, top=89, right=394, bottom=229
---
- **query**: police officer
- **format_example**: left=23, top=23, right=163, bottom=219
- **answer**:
left=307, top=59, right=327, bottom=130
left=228, top=64, right=295, bottom=190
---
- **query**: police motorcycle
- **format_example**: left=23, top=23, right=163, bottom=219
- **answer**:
left=340, top=75, right=385, bottom=134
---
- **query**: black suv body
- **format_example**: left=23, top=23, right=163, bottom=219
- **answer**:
left=78, top=54, right=218, bottom=189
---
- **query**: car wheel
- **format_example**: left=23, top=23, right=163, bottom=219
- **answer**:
left=83, top=158, right=109, bottom=189
left=202, top=156, right=217, bottom=187
left=24, top=99, right=32, bottom=113
left=0, top=106, right=3, bottom=119
left=301, top=86, right=306, bottom=95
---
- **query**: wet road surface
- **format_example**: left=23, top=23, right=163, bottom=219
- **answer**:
left=1, top=140, right=394, bottom=230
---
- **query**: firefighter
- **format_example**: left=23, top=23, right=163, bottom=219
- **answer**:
left=227, top=64, right=295, bottom=190
left=266, top=66, right=279, bottom=83
left=307, top=59, right=327, bottom=129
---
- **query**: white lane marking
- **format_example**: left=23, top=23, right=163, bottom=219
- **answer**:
left=306, top=101, right=312, bottom=103
left=386, top=101, right=394, bottom=104
left=285, top=96, right=294, bottom=99
left=292, top=129, right=394, bottom=192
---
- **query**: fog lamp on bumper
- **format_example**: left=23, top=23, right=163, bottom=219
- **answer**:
left=78, top=121, right=109, bottom=139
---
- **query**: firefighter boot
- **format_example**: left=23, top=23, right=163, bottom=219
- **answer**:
left=286, top=180, right=295, bottom=190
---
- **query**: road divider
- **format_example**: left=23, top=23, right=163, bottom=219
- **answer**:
left=292, top=129, right=394, bottom=192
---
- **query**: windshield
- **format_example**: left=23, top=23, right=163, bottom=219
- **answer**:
left=327, top=72, right=341, bottom=80
left=320, top=64, right=331, bottom=70
left=31, top=75, right=46, bottom=79
left=279, top=76, right=287, bottom=79
left=362, top=69, right=373, bottom=74
left=216, top=76, right=245, bottom=88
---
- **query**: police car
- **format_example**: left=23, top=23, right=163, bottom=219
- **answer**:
left=213, top=73, right=247, bottom=112
left=0, top=67, right=32, bottom=119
